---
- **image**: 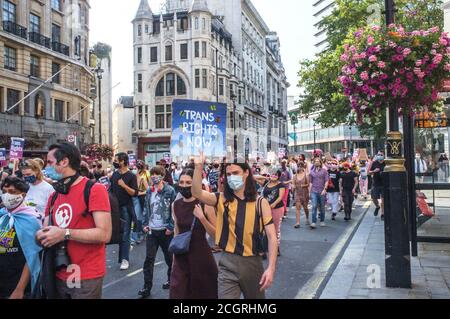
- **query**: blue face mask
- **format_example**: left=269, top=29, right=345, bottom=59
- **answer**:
left=24, top=175, right=37, bottom=185
left=377, top=156, right=384, bottom=161
left=44, top=166, right=63, bottom=181
left=228, top=175, right=245, bottom=191
left=8, top=163, right=14, bottom=170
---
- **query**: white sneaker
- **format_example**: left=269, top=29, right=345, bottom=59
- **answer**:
left=120, top=260, right=129, bottom=270
left=310, top=223, right=317, bottom=229
left=320, top=222, right=326, bottom=227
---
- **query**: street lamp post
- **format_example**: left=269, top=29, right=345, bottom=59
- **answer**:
left=313, top=122, right=317, bottom=155
left=383, top=0, right=412, bottom=289
left=349, top=126, right=353, bottom=156
left=231, top=92, right=238, bottom=162
left=291, top=114, right=298, bottom=155
left=94, top=65, right=104, bottom=145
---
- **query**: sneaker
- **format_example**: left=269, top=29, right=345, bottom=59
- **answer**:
left=320, top=222, right=326, bottom=227
left=332, top=214, right=336, bottom=221
left=380, top=215, right=385, bottom=221
left=310, top=223, right=317, bottom=229
left=294, top=224, right=300, bottom=229
left=162, top=281, right=170, bottom=290
left=138, top=287, right=151, bottom=298
left=374, top=207, right=380, bottom=217
left=120, top=260, right=129, bottom=270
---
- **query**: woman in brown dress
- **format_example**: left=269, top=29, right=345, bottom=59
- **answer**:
left=292, top=162, right=310, bottom=228
left=170, top=169, right=218, bottom=299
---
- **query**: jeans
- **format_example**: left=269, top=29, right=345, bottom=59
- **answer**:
left=327, top=192, right=340, bottom=214
left=342, top=190, right=354, bottom=217
left=119, top=204, right=133, bottom=263
left=143, top=229, right=173, bottom=290
left=131, top=196, right=144, bottom=242
left=311, top=192, right=326, bottom=224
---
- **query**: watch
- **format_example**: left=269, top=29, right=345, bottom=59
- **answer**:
left=64, top=229, right=71, bottom=241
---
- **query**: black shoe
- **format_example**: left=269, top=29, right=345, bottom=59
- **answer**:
left=138, top=287, right=151, bottom=298
left=162, top=281, right=170, bottom=290
left=339, top=206, right=344, bottom=212
left=332, top=214, right=336, bottom=221
left=262, top=253, right=267, bottom=260
left=374, top=207, right=380, bottom=217
left=277, top=248, right=281, bottom=257
left=380, top=215, right=384, bottom=221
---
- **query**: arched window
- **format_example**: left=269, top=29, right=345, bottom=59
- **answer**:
left=156, top=77, right=164, bottom=96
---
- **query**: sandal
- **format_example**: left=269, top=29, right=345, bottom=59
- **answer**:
left=294, top=224, right=300, bottom=229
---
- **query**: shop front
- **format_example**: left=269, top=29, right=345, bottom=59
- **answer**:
left=137, top=136, right=171, bottom=168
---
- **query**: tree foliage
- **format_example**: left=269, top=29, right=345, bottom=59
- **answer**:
left=297, top=0, right=444, bottom=140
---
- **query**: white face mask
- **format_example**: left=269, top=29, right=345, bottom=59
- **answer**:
left=1, top=193, right=24, bottom=210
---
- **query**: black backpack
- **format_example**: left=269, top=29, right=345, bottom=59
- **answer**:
left=83, top=180, right=123, bottom=245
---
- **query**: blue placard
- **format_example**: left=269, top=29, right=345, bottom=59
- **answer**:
left=171, top=99, right=227, bottom=161
left=0, top=148, right=6, bottom=162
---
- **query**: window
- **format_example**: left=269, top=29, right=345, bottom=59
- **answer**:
left=137, top=47, right=142, bottom=63
left=194, top=41, right=199, bottom=58
left=165, top=45, right=172, bottom=61
left=219, top=78, right=224, bottom=96
left=166, top=104, right=172, bottom=128
left=150, top=46, right=158, bottom=63
left=35, top=94, right=45, bottom=118
left=138, top=105, right=143, bottom=130
left=166, top=73, right=175, bottom=96
left=195, top=17, right=199, bottom=30
left=51, top=0, right=61, bottom=11
left=138, top=25, right=142, bottom=36
left=3, top=0, right=16, bottom=22
left=153, top=20, right=160, bottom=34
left=30, top=55, right=39, bottom=77
left=156, top=77, right=164, bottom=96
left=155, top=105, right=165, bottom=129
left=52, top=24, right=61, bottom=42
left=202, top=69, right=207, bottom=89
left=145, top=24, right=149, bottom=33
left=195, top=69, right=200, bottom=88
left=202, top=18, right=206, bottom=30
left=52, top=62, right=60, bottom=84
left=29, top=13, right=40, bottom=33
left=202, top=41, right=207, bottom=58
left=145, top=105, right=148, bottom=129
left=177, top=75, right=186, bottom=95
left=180, top=43, right=188, bottom=60
left=137, top=73, right=142, bottom=93
left=6, top=89, right=19, bottom=114
left=55, top=99, right=64, bottom=122
left=4, top=46, right=16, bottom=71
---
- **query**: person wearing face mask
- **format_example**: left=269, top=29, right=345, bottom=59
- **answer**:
left=292, top=161, right=310, bottom=228
left=339, top=163, right=359, bottom=221
left=358, top=160, right=369, bottom=200
left=21, top=160, right=54, bottom=224
left=369, top=152, right=386, bottom=220
left=309, top=158, right=329, bottom=229
left=0, top=177, right=42, bottom=299
left=192, top=154, right=278, bottom=299
left=139, top=166, right=176, bottom=298
left=326, top=160, right=341, bottom=221
left=93, top=162, right=106, bottom=181
left=169, top=169, right=218, bottom=299
left=110, top=152, right=138, bottom=271
left=262, top=170, right=285, bottom=256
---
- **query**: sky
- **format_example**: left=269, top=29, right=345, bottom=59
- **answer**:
left=89, top=0, right=316, bottom=104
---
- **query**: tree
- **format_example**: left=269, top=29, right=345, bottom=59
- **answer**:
left=297, top=0, right=444, bottom=141
left=92, top=42, right=112, bottom=67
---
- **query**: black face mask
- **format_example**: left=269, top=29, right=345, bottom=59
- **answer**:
left=178, top=186, right=192, bottom=199
left=113, top=162, right=120, bottom=169
left=214, top=164, right=220, bottom=169
left=52, top=173, right=80, bottom=195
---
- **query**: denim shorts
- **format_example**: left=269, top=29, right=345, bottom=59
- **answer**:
left=371, top=186, right=384, bottom=200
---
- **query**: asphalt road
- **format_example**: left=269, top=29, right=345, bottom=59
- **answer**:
left=102, top=198, right=371, bottom=299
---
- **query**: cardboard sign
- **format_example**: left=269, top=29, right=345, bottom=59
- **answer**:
left=9, top=138, right=25, bottom=160
left=171, top=99, right=227, bottom=161
left=129, top=154, right=137, bottom=168
left=278, top=148, right=286, bottom=159
left=358, top=149, right=369, bottom=161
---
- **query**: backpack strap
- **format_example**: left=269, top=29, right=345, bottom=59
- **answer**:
left=256, top=196, right=265, bottom=233
left=82, top=180, right=96, bottom=217
left=48, top=192, right=59, bottom=226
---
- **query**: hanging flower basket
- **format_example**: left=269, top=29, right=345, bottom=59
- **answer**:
left=339, top=25, right=450, bottom=122
left=82, top=144, right=114, bottom=161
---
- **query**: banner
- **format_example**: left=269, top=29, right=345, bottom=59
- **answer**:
left=129, top=154, right=137, bottom=168
left=0, top=148, right=6, bottom=167
left=171, top=99, right=227, bottom=161
left=163, top=153, right=171, bottom=163
left=278, top=148, right=286, bottom=159
left=9, top=138, right=25, bottom=160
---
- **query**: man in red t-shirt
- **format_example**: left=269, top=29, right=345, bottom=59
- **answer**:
left=36, top=143, right=111, bottom=299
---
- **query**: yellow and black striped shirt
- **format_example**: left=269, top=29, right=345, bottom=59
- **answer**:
left=215, top=193, right=273, bottom=257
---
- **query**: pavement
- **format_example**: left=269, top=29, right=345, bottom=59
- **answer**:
left=319, top=204, right=450, bottom=299
left=102, top=198, right=372, bottom=299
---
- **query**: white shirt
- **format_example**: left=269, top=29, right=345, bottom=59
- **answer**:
left=25, top=180, right=54, bottom=222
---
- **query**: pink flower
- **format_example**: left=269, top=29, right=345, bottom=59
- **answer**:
left=340, top=54, right=349, bottom=62
left=367, top=36, right=375, bottom=46
left=403, top=48, right=412, bottom=56
left=378, top=61, right=386, bottom=69
left=351, top=68, right=357, bottom=75
left=429, top=26, right=440, bottom=33
left=360, top=71, right=369, bottom=81
left=416, top=60, right=423, bottom=67
left=369, top=55, right=378, bottom=62
left=433, top=54, right=443, bottom=65
left=444, top=63, right=450, bottom=71
left=371, top=25, right=381, bottom=31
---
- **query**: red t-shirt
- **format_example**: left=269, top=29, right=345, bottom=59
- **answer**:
left=45, top=177, right=111, bottom=281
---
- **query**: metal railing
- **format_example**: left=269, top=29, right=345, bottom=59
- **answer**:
left=52, top=41, right=70, bottom=56
left=2, top=21, right=27, bottom=39
left=29, top=32, right=51, bottom=48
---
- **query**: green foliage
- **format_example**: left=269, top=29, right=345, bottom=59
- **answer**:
left=92, top=42, right=112, bottom=66
left=297, top=0, right=444, bottom=134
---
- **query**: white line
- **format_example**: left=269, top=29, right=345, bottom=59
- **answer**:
left=103, top=261, right=164, bottom=290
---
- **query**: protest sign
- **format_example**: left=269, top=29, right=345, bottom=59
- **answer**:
left=9, top=138, right=25, bottom=160
left=0, top=148, right=6, bottom=167
left=171, top=99, right=227, bottom=161
left=129, top=154, right=137, bottom=167
left=358, top=149, right=369, bottom=161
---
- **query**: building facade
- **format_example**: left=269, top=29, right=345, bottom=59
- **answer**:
left=132, top=0, right=288, bottom=165
left=0, top=0, right=95, bottom=153
left=112, top=96, right=135, bottom=154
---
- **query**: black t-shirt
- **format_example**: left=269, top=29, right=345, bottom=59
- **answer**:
left=327, top=170, right=340, bottom=193
left=263, top=183, right=285, bottom=209
left=110, top=170, right=138, bottom=207
left=94, top=170, right=105, bottom=181
left=340, top=171, right=358, bottom=192
left=0, top=226, right=30, bottom=299
left=371, top=161, right=385, bottom=187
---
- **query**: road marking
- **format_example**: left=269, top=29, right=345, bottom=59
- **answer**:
left=103, top=261, right=163, bottom=290
left=295, top=203, right=371, bottom=299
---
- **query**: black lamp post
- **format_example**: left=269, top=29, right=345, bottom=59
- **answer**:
left=383, top=0, right=412, bottom=289
left=94, top=65, right=104, bottom=145
left=313, top=122, right=317, bottom=154
left=291, top=114, right=298, bottom=154
left=231, top=92, right=238, bottom=162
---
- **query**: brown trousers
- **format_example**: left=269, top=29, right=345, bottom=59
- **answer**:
left=218, top=252, right=265, bottom=299
left=56, top=277, right=104, bottom=299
